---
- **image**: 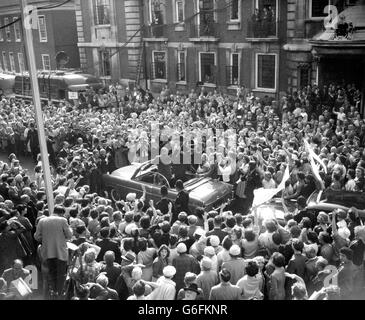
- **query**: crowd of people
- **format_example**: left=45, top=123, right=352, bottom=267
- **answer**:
left=0, top=79, right=364, bottom=300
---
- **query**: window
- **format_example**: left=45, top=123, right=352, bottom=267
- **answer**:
left=199, top=52, right=216, bottom=84
left=256, top=53, right=277, bottom=90
left=93, top=0, right=110, bottom=25
left=309, top=0, right=330, bottom=19
left=13, top=17, right=21, bottom=41
left=9, top=52, right=15, bottom=72
left=4, top=17, right=11, bottom=41
left=149, top=0, right=165, bottom=24
left=152, top=51, right=167, bottom=80
left=298, top=64, right=311, bottom=89
left=177, top=51, right=186, bottom=81
left=2, top=52, right=8, bottom=71
left=18, top=53, right=25, bottom=73
left=42, top=54, right=51, bottom=71
left=38, top=16, right=47, bottom=42
left=0, top=20, right=4, bottom=41
left=230, top=0, right=240, bottom=21
left=250, top=0, right=277, bottom=37
left=175, top=0, right=185, bottom=23
left=198, top=0, right=216, bottom=33
left=99, top=49, right=111, bottom=77
left=227, top=53, right=239, bottom=86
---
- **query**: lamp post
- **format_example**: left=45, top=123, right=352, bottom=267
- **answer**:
left=20, top=0, right=54, bottom=214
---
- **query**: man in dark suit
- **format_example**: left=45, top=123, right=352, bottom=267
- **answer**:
left=206, top=215, right=228, bottom=243
left=26, top=123, right=39, bottom=163
left=57, top=141, right=69, bottom=161
left=156, top=186, right=174, bottom=215
left=95, top=227, right=122, bottom=264
left=242, top=160, right=262, bottom=214
left=173, top=180, right=189, bottom=224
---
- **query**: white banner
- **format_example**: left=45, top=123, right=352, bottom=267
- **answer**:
left=252, top=164, right=290, bottom=208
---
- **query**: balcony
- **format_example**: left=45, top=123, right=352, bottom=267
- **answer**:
left=143, top=24, right=168, bottom=41
left=189, top=21, right=220, bottom=42
left=247, top=20, right=278, bottom=41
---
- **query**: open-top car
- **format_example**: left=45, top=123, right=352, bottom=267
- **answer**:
left=103, top=161, right=233, bottom=212
left=305, top=189, right=365, bottom=216
left=254, top=189, right=365, bottom=225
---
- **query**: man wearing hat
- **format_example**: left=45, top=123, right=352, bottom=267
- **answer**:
left=182, top=283, right=201, bottom=300
left=95, top=227, right=122, bottom=264
left=146, top=265, right=176, bottom=300
left=209, top=268, right=242, bottom=300
left=172, top=243, right=200, bottom=293
left=221, top=244, right=245, bottom=285
left=197, top=257, right=218, bottom=299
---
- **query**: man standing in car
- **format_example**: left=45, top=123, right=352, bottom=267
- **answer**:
left=173, top=180, right=189, bottom=224
left=242, top=160, right=262, bottom=214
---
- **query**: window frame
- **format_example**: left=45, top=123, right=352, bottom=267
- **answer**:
left=18, top=52, right=25, bottom=73
left=255, top=52, right=277, bottom=92
left=197, top=0, right=217, bottom=26
left=99, top=49, right=111, bottom=77
left=309, top=0, right=330, bottom=20
left=174, top=0, right=185, bottom=23
left=229, top=52, right=240, bottom=86
left=177, top=50, right=186, bottom=82
left=93, top=0, right=111, bottom=26
left=198, top=51, right=217, bottom=84
left=2, top=52, right=8, bottom=71
left=149, top=0, right=166, bottom=25
left=38, top=15, right=48, bottom=42
left=0, top=19, right=4, bottom=42
left=9, top=52, right=15, bottom=72
left=4, top=17, right=11, bottom=41
left=253, top=0, right=278, bottom=37
left=230, top=0, right=241, bottom=22
left=41, top=54, right=51, bottom=71
left=298, top=64, right=311, bottom=90
left=13, top=17, right=21, bottom=42
left=152, top=50, right=167, bottom=80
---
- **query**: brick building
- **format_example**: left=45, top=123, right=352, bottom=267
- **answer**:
left=284, top=0, right=365, bottom=110
left=75, top=0, right=288, bottom=96
left=0, top=0, right=80, bottom=73
left=141, top=0, right=288, bottom=98
left=75, top=0, right=145, bottom=85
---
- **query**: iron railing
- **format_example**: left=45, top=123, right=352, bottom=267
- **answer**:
left=189, top=21, right=220, bottom=38
left=145, top=24, right=167, bottom=38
